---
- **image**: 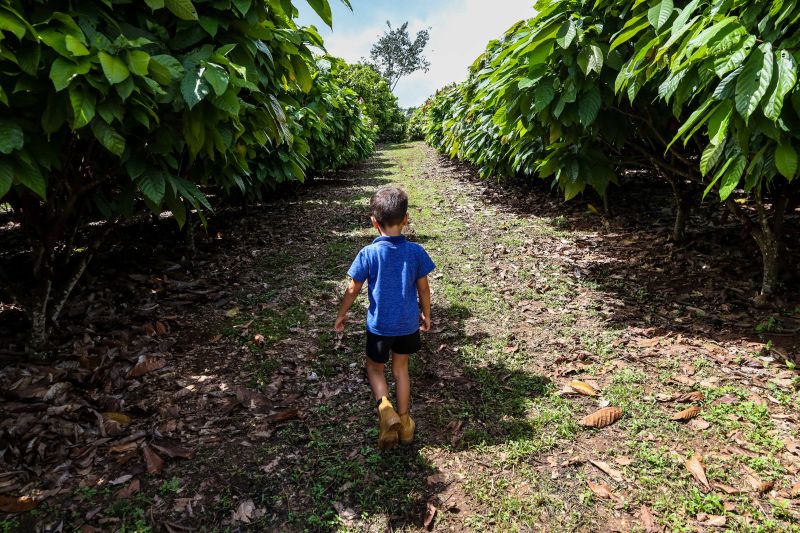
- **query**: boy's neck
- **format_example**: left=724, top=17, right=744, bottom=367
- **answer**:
left=378, top=224, right=404, bottom=237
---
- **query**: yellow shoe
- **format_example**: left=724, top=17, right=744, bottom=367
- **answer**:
left=399, top=414, right=415, bottom=444
left=377, top=396, right=401, bottom=450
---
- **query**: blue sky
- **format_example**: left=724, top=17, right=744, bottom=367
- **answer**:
left=296, top=0, right=535, bottom=108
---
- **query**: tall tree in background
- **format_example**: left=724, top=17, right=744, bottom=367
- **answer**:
left=369, top=22, right=430, bottom=91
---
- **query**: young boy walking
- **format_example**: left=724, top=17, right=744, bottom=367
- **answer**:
left=334, top=186, right=435, bottom=450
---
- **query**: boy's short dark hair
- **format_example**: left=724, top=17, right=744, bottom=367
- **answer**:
left=370, top=187, right=408, bottom=227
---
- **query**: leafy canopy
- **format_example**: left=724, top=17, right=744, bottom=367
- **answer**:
left=368, top=21, right=430, bottom=91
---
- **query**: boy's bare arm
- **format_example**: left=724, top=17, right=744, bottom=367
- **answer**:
left=334, top=279, right=364, bottom=332
left=416, top=276, right=431, bottom=332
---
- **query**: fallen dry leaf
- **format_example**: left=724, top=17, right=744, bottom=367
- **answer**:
left=0, top=495, right=36, bottom=512
left=712, top=482, right=743, bottom=495
left=702, top=515, right=726, bottom=527
left=232, top=499, right=255, bottom=524
left=102, top=412, right=132, bottom=426
left=671, top=405, right=701, bottom=421
left=758, top=480, right=775, bottom=494
left=423, top=500, right=437, bottom=529
left=127, top=355, right=166, bottom=379
left=587, top=480, right=616, bottom=500
left=568, top=380, right=599, bottom=397
left=151, top=442, right=195, bottom=460
left=155, top=320, right=168, bottom=335
left=791, top=480, right=800, bottom=498
left=502, top=345, right=518, bottom=353
left=637, top=338, right=660, bottom=348
left=581, top=407, right=622, bottom=428
left=114, top=479, right=140, bottom=499
left=266, top=409, right=300, bottom=423
left=225, top=307, right=240, bottom=318
left=675, top=391, right=704, bottom=402
left=640, top=505, right=656, bottom=532
left=685, top=452, right=711, bottom=491
left=687, top=418, right=711, bottom=430
left=142, top=445, right=164, bottom=474
left=589, top=459, right=624, bottom=482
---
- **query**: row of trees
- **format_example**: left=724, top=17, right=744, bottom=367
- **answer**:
left=0, top=0, right=377, bottom=349
left=419, top=0, right=800, bottom=298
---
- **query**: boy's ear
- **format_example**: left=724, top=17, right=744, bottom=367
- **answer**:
left=402, top=213, right=409, bottom=225
left=370, top=216, right=380, bottom=230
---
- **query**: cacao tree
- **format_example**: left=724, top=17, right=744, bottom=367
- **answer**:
left=421, top=0, right=800, bottom=296
left=0, top=0, right=370, bottom=350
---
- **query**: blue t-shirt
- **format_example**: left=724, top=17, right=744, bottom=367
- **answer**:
left=347, top=235, right=436, bottom=336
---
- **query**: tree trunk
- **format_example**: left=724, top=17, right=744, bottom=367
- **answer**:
left=726, top=186, right=792, bottom=298
left=184, top=217, right=196, bottom=256
left=668, top=177, right=690, bottom=242
left=29, top=309, right=48, bottom=353
left=753, top=231, right=780, bottom=296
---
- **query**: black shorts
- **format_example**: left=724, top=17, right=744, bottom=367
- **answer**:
left=366, top=330, right=421, bottom=364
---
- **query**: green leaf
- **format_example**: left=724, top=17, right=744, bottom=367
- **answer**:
left=181, top=68, right=211, bottom=109
left=0, top=120, right=23, bottom=154
left=65, top=34, right=89, bottom=56
left=149, top=54, right=185, bottom=84
left=713, top=66, right=741, bottom=100
left=291, top=56, right=312, bottom=92
left=714, top=35, right=756, bottom=77
left=700, top=139, right=725, bottom=176
left=578, top=45, right=604, bottom=75
left=305, top=0, right=333, bottom=28
left=668, top=99, right=714, bottom=149
left=14, top=155, right=46, bottom=199
left=648, top=0, right=674, bottom=31
left=138, top=171, right=166, bottom=204
left=91, top=120, right=126, bottom=156
left=578, top=86, right=601, bottom=126
left=212, top=88, right=240, bottom=116
left=563, top=176, right=584, bottom=200
left=68, top=87, right=96, bottom=129
left=587, top=44, right=603, bottom=75
left=183, top=110, right=205, bottom=158
left=763, top=49, right=797, bottom=121
left=202, top=63, right=229, bottom=96
left=775, top=142, right=798, bottom=180
left=0, top=161, right=13, bottom=198
left=203, top=63, right=230, bottom=96
left=706, top=100, right=732, bottom=146
left=127, top=51, right=151, bottom=77
left=556, top=20, right=576, bottom=49
left=165, top=0, right=198, bottom=21
left=144, top=0, right=165, bottom=8
left=199, top=16, right=219, bottom=37
left=610, top=16, right=650, bottom=51
left=0, top=11, right=27, bottom=39
left=735, top=43, right=773, bottom=122
left=232, top=0, right=251, bottom=15
left=98, top=52, right=130, bottom=84
left=719, top=155, right=746, bottom=201
left=50, top=58, right=79, bottom=91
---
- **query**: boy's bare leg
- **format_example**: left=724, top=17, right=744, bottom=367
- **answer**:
left=392, top=354, right=410, bottom=414
left=366, top=358, right=389, bottom=401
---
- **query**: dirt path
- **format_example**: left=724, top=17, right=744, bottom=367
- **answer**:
left=5, top=143, right=800, bottom=532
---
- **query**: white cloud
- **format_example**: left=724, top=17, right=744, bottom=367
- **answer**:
left=319, top=0, right=535, bottom=107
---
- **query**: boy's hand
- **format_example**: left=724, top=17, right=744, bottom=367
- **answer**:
left=420, top=312, right=431, bottom=332
left=334, top=315, right=346, bottom=332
